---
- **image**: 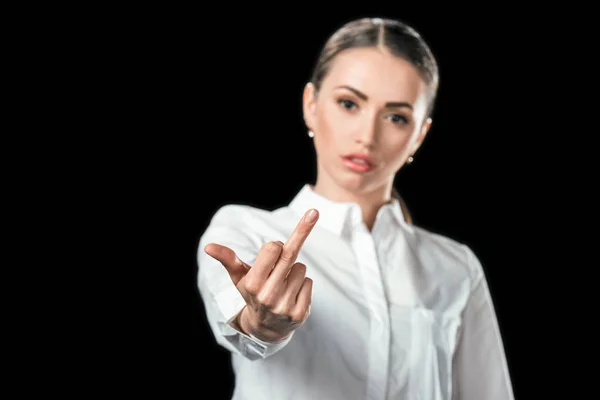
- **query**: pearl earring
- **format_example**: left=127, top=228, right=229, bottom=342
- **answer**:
left=407, top=156, right=414, bottom=164
left=308, top=130, right=314, bottom=138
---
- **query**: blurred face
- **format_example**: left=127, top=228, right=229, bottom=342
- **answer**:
left=303, top=47, right=432, bottom=198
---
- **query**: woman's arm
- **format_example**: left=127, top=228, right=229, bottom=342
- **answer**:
left=197, top=205, right=293, bottom=360
left=452, top=247, right=515, bottom=399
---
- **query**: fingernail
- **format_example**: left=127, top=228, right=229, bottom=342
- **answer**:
left=305, top=209, right=318, bottom=223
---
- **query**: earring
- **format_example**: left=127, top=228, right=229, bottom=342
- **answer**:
left=308, top=130, right=314, bottom=138
left=407, top=156, right=414, bottom=164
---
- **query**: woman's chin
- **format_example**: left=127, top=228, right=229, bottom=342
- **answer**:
left=335, top=174, right=383, bottom=195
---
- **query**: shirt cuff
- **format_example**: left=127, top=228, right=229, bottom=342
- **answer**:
left=213, top=284, right=294, bottom=359
left=225, top=310, right=294, bottom=359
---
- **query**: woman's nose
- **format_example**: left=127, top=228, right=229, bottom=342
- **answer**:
left=355, top=117, right=379, bottom=148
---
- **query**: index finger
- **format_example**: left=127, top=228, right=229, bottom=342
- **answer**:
left=279, top=208, right=319, bottom=264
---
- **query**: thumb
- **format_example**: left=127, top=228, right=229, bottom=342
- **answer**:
left=204, top=243, right=250, bottom=285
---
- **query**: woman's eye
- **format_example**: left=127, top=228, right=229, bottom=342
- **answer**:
left=338, top=99, right=357, bottom=110
left=389, top=114, right=408, bottom=124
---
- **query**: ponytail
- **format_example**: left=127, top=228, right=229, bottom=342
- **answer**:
left=392, top=187, right=412, bottom=224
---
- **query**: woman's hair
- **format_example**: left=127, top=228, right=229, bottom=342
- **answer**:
left=308, top=17, right=440, bottom=223
left=309, top=17, right=439, bottom=119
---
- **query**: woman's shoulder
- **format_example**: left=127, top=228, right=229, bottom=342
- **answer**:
left=204, top=203, right=278, bottom=231
left=410, top=224, right=466, bottom=251
left=408, top=224, right=483, bottom=279
left=210, top=203, right=270, bottom=220
left=204, top=202, right=298, bottom=235
left=197, top=204, right=275, bottom=250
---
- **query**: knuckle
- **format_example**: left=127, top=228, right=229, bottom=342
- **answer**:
left=290, top=309, right=306, bottom=324
left=262, top=241, right=283, bottom=254
left=271, top=304, right=290, bottom=317
left=243, top=280, right=261, bottom=295
left=280, top=248, right=298, bottom=262
left=256, top=290, right=276, bottom=308
left=272, top=301, right=293, bottom=321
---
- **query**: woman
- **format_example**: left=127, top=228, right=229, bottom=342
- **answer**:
left=197, top=17, right=514, bottom=400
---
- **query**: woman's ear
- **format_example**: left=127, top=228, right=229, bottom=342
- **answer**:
left=302, top=82, right=317, bottom=130
left=410, top=117, right=432, bottom=155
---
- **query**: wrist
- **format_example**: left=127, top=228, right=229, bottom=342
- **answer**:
left=236, top=306, right=251, bottom=335
left=238, top=308, right=291, bottom=343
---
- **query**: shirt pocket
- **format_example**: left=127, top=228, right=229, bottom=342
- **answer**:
left=388, top=305, right=460, bottom=400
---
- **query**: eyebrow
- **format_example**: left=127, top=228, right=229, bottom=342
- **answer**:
left=335, top=85, right=413, bottom=109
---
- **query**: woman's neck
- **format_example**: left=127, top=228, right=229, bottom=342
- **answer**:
left=311, top=178, right=393, bottom=231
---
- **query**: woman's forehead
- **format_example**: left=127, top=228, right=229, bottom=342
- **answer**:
left=322, top=47, right=427, bottom=104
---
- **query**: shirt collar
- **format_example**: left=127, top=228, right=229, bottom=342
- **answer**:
left=288, top=184, right=409, bottom=236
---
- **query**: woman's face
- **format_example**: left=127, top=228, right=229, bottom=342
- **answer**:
left=303, top=47, right=432, bottom=197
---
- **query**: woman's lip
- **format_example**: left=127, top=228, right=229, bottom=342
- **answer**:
left=342, top=153, right=375, bottom=165
left=342, top=155, right=375, bottom=172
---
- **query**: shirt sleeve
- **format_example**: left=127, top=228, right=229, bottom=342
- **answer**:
left=452, top=246, right=515, bottom=400
left=197, top=205, right=294, bottom=361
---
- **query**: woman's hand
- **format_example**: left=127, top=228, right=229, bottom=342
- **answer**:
left=204, top=208, right=319, bottom=342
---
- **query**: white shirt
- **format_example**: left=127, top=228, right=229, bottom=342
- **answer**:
left=197, top=184, right=514, bottom=400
